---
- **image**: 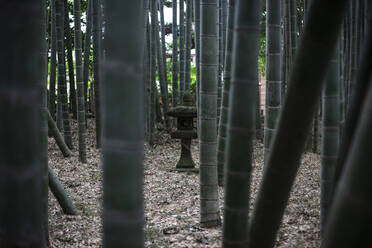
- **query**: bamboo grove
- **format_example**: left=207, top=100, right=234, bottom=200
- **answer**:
left=0, top=0, right=371, bottom=247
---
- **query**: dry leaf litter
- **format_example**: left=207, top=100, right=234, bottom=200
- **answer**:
left=48, top=119, right=321, bottom=247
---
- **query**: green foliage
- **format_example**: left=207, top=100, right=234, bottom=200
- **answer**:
left=259, top=36, right=266, bottom=77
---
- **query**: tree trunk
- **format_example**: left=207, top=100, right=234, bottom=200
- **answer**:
left=74, top=0, right=88, bottom=163
left=41, top=0, right=50, bottom=244
left=0, top=2, right=45, bottom=245
left=64, top=0, right=77, bottom=119
left=222, top=0, right=261, bottom=246
left=56, top=0, right=73, bottom=150
left=83, top=0, right=93, bottom=115
left=102, top=1, right=145, bottom=246
left=48, top=166, right=78, bottom=215
left=49, top=0, right=58, bottom=119
left=184, top=0, right=192, bottom=92
left=247, top=0, right=348, bottom=246
left=93, top=0, right=102, bottom=148
left=217, top=0, right=234, bottom=186
left=320, top=45, right=340, bottom=237
left=264, top=0, right=282, bottom=165
left=332, top=2, right=372, bottom=200
left=152, top=0, right=170, bottom=129
left=179, top=0, right=185, bottom=103
left=199, top=0, right=220, bottom=228
left=172, top=0, right=179, bottom=108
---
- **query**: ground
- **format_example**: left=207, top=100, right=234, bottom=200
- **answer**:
left=48, top=119, right=321, bottom=247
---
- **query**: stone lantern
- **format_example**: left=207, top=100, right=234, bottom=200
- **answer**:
left=167, top=93, right=197, bottom=170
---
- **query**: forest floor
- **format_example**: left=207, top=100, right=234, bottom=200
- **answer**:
left=48, top=119, right=321, bottom=247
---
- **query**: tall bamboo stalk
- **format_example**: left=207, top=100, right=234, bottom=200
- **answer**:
left=152, top=0, right=170, bottom=129
left=320, top=44, right=340, bottom=236
left=222, top=0, right=261, bottom=246
left=49, top=0, right=58, bottom=119
left=217, top=0, right=223, bottom=127
left=159, top=0, right=168, bottom=88
left=179, top=0, right=185, bottom=103
left=199, top=0, right=220, bottom=227
left=217, top=0, right=234, bottom=186
left=149, top=20, right=157, bottom=145
left=74, top=0, right=87, bottom=163
left=0, top=1, right=45, bottom=245
left=332, top=2, right=372, bottom=199
left=264, top=0, right=282, bottom=165
left=172, top=0, right=179, bottom=108
left=83, top=0, right=93, bottom=113
left=194, top=0, right=201, bottom=113
left=321, top=10, right=372, bottom=242
left=93, top=0, right=102, bottom=148
left=56, top=0, right=73, bottom=149
left=247, top=0, right=348, bottom=246
left=289, top=0, right=298, bottom=59
left=184, top=0, right=192, bottom=91
left=41, top=0, right=49, bottom=243
left=64, top=0, right=77, bottom=119
left=102, top=1, right=145, bottom=246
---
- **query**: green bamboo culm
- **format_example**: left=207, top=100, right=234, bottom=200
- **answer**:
left=172, top=0, right=179, bottom=108
left=0, top=1, right=45, bottom=246
left=48, top=166, right=78, bottom=215
left=49, top=0, right=58, bottom=119
left=289, top=0, right=298, bottom=59
left=83, top=0, right=93, bottom=114
left=321, top=11, right=372, bottom=243
left=56, top=0, right=73, bottom=150
left=193, top=0, right=200, bottom=114
left=40, top=0, right=50, bottom=243
left=93, top=0, right=102, bottom=148
left=64, top=0, right=77, bottom=120
left=199, top=0, right=221, bottom=228
left=159, top=0, right=168, bottom=90
left=179, top=0, right=185, bottom=104
left=332, top=1, right=372, bottom=201
left=47, top=110, right=72, bottom=157
left=74, top=0, right=88, bottom=163
left=221, top=0, right=227, bottom=65
left=216, top=0, right=223, bottom=127
left=320, top=44, right=340, bottom=237
left=184, top=0, right=192, bottom=91
left=217, top=0, right=234, bottom=186
left=247, top=0, right=349, bottom=246
left=102, top=1, right=145, bottom=247
left=149, top=18, right=157, bottom=145
left=152, top=0, right=170, bottom=129
left=143, top=0, right=150, bottom=136
left=222, top=0, right=261, bottom=246
left=263, top=0, right=282, bottom=165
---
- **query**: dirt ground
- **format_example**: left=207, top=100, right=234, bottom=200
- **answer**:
left=48, top=119, right=321, bottom=247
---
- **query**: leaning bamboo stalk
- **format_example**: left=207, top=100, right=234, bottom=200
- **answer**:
left=48, top=166, right=78, bottom=215
left=247, top=0, right=349, bottom=246
left=47, top=110, right=73, bottom=157
left=321, top=40, right=372, bottom=248
left=332, top=2, right=372, bottom=199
